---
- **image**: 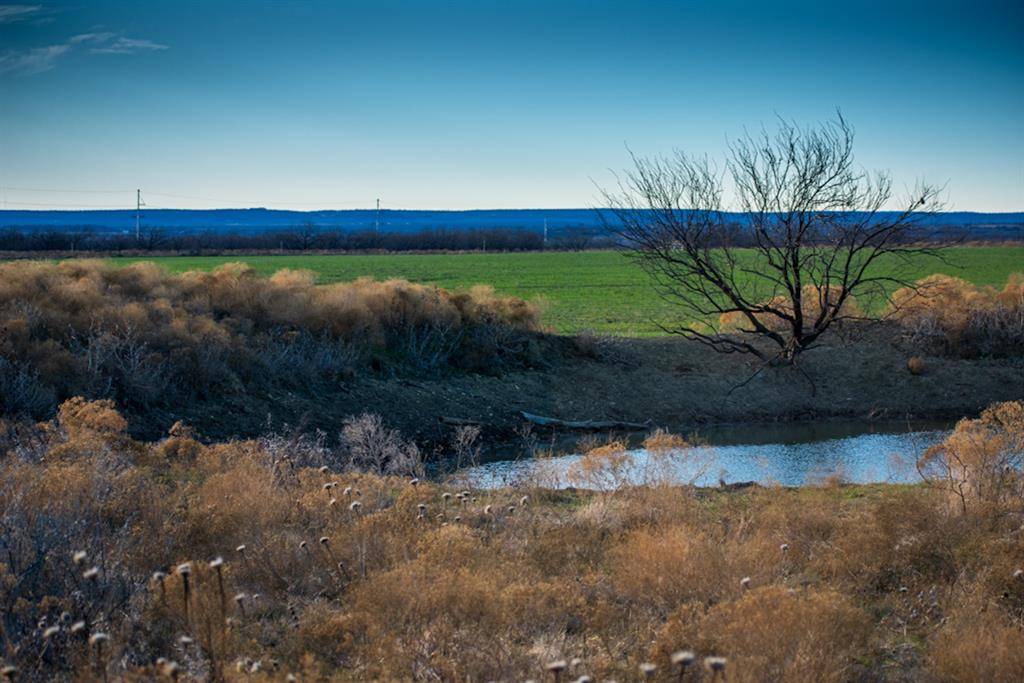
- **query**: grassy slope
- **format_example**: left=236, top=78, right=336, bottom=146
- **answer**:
left=112, top=246, right=1024, bottom=335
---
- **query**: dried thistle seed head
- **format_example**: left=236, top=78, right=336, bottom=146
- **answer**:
left=343, top=486, right=352, bottom=496
left=570, top=657, right=582, bottom=668
left=70, top=621, right=86, bottom=634
left=349, top=500, right=362, bottom=511
left=484, top=505, right=492, bottom=515
left=740, top=576, right=752, bottom=589
left=410, top=478, right=420, bottom=486
left=299, top=541, right=308, bottom=550
left=177, top=562, right=192, bottom=575
left=1014, top=568, right=1023, bottom=579
left=780, top=543, right=790, bottom=552
left=545, top=660, right=568, bottom=672
left=519, top=495, right=529, bottom=506
left=703, top=657, right=727, bottom=672
left=1, top=665, right=18, bottom=678
left=318, top=466, right=329, bottom=474
left=152, top=571, right=167, bottom=581
left=441, top=492, right=452, bottom=500
left=209, top=557, right=224, bottom=569
left=329, top=497, right=338, bottom=506
left=88, top=632, right=109, bottom=646
left=507, top=505, right=516, bottom=514
left=454, top=516, right=462, bottom=522
left=639, top=662, right=657, bottom=677
left=575, top=677, right=592, bottom=683
left=417, top=503, right=427, bottom=511
left=319, top=536, right=330, bottom=545
left=83, top=566, right=100, bottom=580
left=178, top=635, right=194, bottom=646
left=234, top=593, right=247, bottom=604
left=72, top=550, right=87, bottom=565
left=671, top=650, right=695, bottom=666
left=42, top=625, right=60, bottom=639
left=236, top=544, right=246, bottom=553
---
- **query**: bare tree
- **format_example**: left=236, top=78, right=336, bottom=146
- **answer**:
left=602, top=113, right=945, bottom=365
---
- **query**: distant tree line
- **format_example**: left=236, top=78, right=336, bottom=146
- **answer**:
left=0, top=223, right=622, bottom=253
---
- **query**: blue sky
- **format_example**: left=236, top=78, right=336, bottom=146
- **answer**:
left=1, top=0, right=1022, bottom=211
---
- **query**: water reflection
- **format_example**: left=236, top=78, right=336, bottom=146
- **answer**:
left=466, top=425, right=951, bottom=490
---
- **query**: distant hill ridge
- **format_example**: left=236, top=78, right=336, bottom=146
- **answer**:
left=1, top=208, right=1022, bottom=237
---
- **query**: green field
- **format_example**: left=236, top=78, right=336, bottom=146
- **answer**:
left=111, top=247, right=1023, bottom=335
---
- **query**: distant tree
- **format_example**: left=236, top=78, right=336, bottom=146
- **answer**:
left=602, top=113, right=945, bottom=369
left=297, top=221, right=319, bottom=250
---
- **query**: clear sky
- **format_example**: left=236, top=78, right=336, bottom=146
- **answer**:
left=1, top=0, right=1022, bottom=211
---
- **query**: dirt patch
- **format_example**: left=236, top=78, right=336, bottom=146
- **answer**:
left=128, top=328, right=1024, bottom=452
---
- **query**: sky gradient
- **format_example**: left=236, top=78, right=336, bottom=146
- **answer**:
left=1, top=0, right=1022, bottom=211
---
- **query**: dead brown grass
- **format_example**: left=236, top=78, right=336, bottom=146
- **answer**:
left=0, top=399, right=1022, bottom=680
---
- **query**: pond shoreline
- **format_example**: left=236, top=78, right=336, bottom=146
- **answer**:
left=118, top=330, right=1023, bottom=450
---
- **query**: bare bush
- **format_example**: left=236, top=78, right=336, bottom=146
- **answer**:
left=341, top=413, right=424, bottom=476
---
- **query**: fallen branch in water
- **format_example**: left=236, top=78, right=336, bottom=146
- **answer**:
left=519, top=411, right=651, bottom=431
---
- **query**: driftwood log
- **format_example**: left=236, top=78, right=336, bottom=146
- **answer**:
left=519, top=411, right=651, bottom=431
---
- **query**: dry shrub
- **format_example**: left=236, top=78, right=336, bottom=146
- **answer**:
left=927, top=589, right=1024, bottom=682
left=0, top=260, right=542, bottom=420
left=655, top=586, right=871, bottom=682
left=609, top=525, right=733, bottom=611
left=890, top=273, right=1024, bottom=357
left=719, top=284, right=861, bottom=333
left=567, top=440, right=634, bottom=489
left=918, top=401, right=1024, bottom=515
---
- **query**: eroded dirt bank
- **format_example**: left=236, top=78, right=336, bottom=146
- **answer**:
left=140, top=332, right=1024, bottom=448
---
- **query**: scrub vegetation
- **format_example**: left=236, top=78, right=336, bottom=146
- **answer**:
left=0, top=399, right=1022, bottom=681
left=0, top=260, right=541, bottom=420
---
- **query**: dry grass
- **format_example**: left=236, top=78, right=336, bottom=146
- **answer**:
left=1, top=398, right=1022, bottom=680
left=0, top=260, right=541, bottom=419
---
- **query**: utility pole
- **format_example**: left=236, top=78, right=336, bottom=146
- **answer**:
left=374, top=198, right=381, bottom=233
left=135, top=189, right=142, bottom=241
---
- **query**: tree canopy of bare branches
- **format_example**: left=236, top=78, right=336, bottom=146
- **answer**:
left=602, top=114, right=945, bottom=363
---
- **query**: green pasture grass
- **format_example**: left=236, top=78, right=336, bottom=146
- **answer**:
left=108, top=247, right=1023, bottom=336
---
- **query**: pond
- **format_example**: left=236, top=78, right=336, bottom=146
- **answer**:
left=464, top=420, right=953, bottom=489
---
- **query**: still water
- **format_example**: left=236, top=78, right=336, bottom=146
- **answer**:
left=465, top=420, right=952, bottom=489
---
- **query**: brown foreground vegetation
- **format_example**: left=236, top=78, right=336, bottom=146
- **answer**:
left=1, top=399, right=1022, bottom=681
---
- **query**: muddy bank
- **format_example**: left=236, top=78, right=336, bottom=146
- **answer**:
left=134, top=330, right=1024, bottom=449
